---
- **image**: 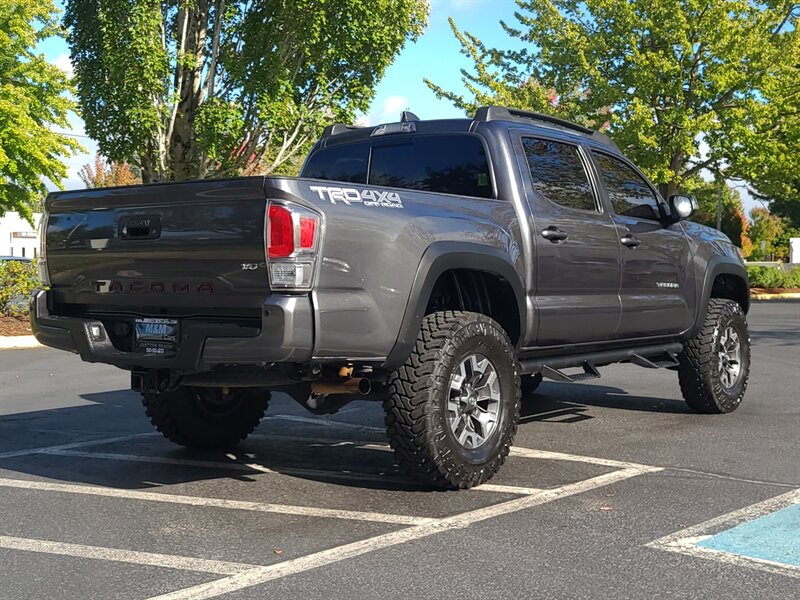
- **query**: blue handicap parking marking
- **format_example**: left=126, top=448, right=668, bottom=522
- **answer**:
left=697, top=503, right=800, bottom=567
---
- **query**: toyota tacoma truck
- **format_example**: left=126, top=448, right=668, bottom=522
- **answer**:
left=32, top=106, right=751, bottom=489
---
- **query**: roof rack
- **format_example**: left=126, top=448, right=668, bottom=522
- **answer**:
left=473, top=106, right=618, bottom=150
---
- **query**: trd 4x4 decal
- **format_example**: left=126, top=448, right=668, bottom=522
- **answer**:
left=309, top=185, right=403, bottom=209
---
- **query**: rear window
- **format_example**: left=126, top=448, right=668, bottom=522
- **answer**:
left=301, top=134, right=493, bottom=198
left=302, top=141, right=369, bottom=184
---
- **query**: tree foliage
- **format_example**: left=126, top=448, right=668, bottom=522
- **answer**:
left=689, top=180, right=751, bottom=253
left=426, top=1, right=799, bottom=199
left=0, top=0, right=82, bottom=220
left=748, top=206, right=790, bottom=260
left=735, top=68, right=800, bottom=228
left=65, top=0, right=428, bottom=182
left=78, top=154, right=141, bottom=188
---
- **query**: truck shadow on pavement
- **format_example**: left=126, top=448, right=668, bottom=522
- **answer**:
left=1, top=384, right=687, bottom=494
left=520, top=381, right=692, bottom=424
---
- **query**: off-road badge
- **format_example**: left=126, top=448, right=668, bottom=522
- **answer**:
left=309, top=185, right=403, bottom=208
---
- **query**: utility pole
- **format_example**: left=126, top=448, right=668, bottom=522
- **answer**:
left=715, top=185, right=723, bottom=231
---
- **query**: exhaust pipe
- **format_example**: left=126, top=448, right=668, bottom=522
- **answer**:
left=310, top=378, right=371, bottom=396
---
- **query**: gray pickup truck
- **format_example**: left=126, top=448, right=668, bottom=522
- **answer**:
left=32, top=106, right=750, bottom=489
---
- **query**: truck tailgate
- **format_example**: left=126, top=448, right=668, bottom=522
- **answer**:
left=45, top=178, right=269, bottom=316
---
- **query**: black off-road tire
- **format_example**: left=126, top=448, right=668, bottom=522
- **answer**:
left=143, top=387, right=270, bottom=449
left=521, top=373, right=543, bottom=396
left=678, top=298, right=750, bottom=414
left=384, top=311, right=521, bottom=489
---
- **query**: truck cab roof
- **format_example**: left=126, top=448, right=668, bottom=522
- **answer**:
left=318, top=105, right=620, bottom=154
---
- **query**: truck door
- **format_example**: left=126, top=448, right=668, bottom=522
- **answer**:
left=590, top=150, right=693, bottom=338
left=516, top=134, right=622, bottom=346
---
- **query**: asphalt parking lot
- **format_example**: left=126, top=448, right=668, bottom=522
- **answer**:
left=1, top=301, right=798, bottom=599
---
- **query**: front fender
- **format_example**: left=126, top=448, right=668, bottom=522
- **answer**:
left=684, top=256, right=750, bottom=340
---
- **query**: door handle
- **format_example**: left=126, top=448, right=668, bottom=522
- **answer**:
left=620, top=235, right=642, bottom=248
left=541, top=226, right=568, bottom=243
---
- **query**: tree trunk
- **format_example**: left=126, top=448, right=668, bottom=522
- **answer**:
left=170, top=1, right=209, bottom=181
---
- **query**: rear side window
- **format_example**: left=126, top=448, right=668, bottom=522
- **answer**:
left=301, top=134, right=493, bottom=198
left=592, top=152, right=661, bottom=220
left=522, top=138, right=596, bottom=212
left=369, top=135, right=493, bottom=198
left=302, top=141, right=369, bottom=184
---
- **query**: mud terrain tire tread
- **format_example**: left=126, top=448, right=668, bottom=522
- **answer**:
left=384, top=310, right=520, bottom=489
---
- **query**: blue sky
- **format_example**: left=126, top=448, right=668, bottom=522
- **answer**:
left=37, top=0, right=757, bottom=212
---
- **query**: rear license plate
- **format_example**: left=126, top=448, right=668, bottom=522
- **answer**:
left=135, top=318, right=178, bottom=355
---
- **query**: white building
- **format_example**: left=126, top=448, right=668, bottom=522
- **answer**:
left=0, top=212, right=42, bottom=259
left=790, top=238, right=800, bottom=264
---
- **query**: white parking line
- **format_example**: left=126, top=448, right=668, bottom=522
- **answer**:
left=0, top=535, right=260, bottom=575
left=265, top=414, right=385, bottom=433
left=647, top=488, right=800, bottom=579
left=0, top=432, right=156, bottom=459
left=0, top=478, right=435, bottom=526
left=146, top=465, right=662, bottom=600
left=509, top=447, right=655, bottom=470
left=43, top=448, right=544, bottom=496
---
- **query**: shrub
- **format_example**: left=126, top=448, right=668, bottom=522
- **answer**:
left=746, top=265, right=800, bottom=289
left=0, top=260, right=39, bottom=316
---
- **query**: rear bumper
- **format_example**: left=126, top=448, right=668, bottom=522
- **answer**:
left=30, top=291, right=313, bottom=371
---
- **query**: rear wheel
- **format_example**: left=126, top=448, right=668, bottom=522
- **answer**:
left=143, top=387, right=270, bottom=449
left=678, top=299, right=750, bottom=414
left=384, top=311, right=520, bottom=489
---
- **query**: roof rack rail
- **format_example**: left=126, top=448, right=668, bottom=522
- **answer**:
left=474, top=106, right=618, bottom=150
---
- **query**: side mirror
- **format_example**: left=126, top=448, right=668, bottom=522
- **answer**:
left=668, top=194, right=697, bottom=221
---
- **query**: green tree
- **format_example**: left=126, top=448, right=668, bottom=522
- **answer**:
left=748, top=207, right=786, bottom=261
left=734, top=62, right=800, bottom=228
left=426, top=1, right=799, bottom=199
left=0, top=0, right=81, bottom=220
left=65, top=0, right=428, bottom=182
left=689, top=180, right=751, bottom=253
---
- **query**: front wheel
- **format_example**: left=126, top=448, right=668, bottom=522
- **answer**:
left=678, top=298, right=750, bottom=414
left=143, top=387, right=270, bottom=449
left=384, top=311, right=521, bottom=489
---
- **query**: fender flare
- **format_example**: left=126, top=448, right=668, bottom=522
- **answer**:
left=381, top=241, right=526, bottom=371
left=685, top=256, right=750, bottom=339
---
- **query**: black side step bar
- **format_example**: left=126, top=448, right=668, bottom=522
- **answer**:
left=629, top=351, right=680, bottom=369
left=519, top=342, right=683, bottom=377
left=540, top=362, right=600, bottom=383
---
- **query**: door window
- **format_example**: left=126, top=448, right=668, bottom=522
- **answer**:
left=592, top=152, right=661, bottom=220
left=522, top=138, right=597, bottom=212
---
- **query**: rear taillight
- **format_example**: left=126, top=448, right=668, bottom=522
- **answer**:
left=37, top=213, right=50, bottom=287
left=266, top=200, right=320, bottom=290
left=268, top=205, right=295, bottom=258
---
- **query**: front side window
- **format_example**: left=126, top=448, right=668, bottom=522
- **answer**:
left=522, top=138, right=596, bottom=212
left=592, top=152, right=661, bottom=220
left=369, top=135, right=493, bottom=198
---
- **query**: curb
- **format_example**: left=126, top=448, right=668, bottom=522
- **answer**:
left=751, top=291, right=800, bottom=301
left=0, top=335, right=41, bottom=350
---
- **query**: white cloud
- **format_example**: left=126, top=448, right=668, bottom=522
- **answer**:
left=359, top=95, right=411, bottom=126
left=53, top=53, right=74, bottom=78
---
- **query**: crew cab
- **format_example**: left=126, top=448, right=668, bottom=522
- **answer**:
left=32, top=106, right=750, bottom=489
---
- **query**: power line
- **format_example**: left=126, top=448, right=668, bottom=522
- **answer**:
left=50, top=130, right=93, bottom=139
